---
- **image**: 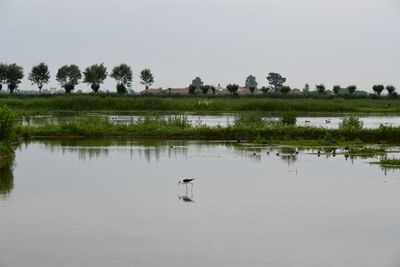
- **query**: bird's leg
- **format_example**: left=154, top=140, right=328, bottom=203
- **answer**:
left=185, top=184, right=188, bottom=195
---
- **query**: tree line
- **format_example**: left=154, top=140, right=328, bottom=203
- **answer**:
left=0, top=63, right=154, bottom=94
left=0, top=63, right=397, bottom=97
left=189, top=73, right=397, bottom=97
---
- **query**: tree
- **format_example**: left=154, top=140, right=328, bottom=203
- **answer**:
left=315, top=84, right=326, bottom=94
left=372, top=85, right=384, bottom=96
left=210, top=86, right=216, bottom=95
left=280, top=85, right=291, bottom=94
left=110, top=64, right=133, bottom=94
left=386, top=85, right=396, bottom=96
left=245, top=75, right=258, bottom=93
left=201, top=85, right=211, bottom=94
left=28, top=63, right=50, bottom=92
left=5, top=63, right=24, bottom=94
left=189, top=84, right=197, bottom=94
left=303, top=83, right=310, bottom=94
left=140, top=69, right=154, bottom=90
left=83, top=63, right=108, bottom=92
left=226, top=84, right=239, bottom=94
left=333, top=85, right=341, bottom=95
left=56, top=65, right=82, bottom=93
left=347, top=85, right=357, bottom=95
left=191, top=77, right=203, bottom=92
left=261, top=86, right=271, bottom=93
left=266, top=72, right=286, bottom=92
left=0, top=63, right=7, bottom=92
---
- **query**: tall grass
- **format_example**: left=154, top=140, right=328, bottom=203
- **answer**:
left=2, top=95, right=400, bottom=114
left=17, top=115, right=400, bottom=144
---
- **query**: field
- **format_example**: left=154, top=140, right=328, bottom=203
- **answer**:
left=1, top=94, right=400, bottom=115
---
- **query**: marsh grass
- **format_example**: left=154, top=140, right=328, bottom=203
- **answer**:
left=379, top=158, right=400, bottom=167
left=348, top=147, right=386, bottom=155
left=17, top=115, right=400, bottom=145
left=3, top=95, right=400, bottom=114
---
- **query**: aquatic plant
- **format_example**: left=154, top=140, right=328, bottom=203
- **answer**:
left=0, top=105, right=16, bottom=142
left=379, top=158, right=400, bottom=167
left=339, top=115, right=363, bottom=130
left=280, top=111, right=297, bottom=125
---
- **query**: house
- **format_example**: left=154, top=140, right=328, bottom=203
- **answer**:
left=166, top=88, right=189, bottom=95
left=237, top=87, right=263, bottom=95
left=139, top=88, right=164, bottom=94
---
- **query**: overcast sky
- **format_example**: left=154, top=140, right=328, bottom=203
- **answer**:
left=1, top=0, right=399, bottom=92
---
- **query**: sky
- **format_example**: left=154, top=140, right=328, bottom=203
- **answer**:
left=0, top=0, right=399, bottom=92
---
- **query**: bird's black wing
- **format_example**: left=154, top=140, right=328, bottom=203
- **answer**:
left=183, top=178, right=195, bottom=183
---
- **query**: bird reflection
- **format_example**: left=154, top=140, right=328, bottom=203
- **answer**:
left=178, top=193, right=195, bottom=203
left=177, top=178, right=195, bottom=203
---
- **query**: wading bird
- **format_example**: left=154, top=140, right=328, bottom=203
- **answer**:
left=178, top=178, right=195, bottom=188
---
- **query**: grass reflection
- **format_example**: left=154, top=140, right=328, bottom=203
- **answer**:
left=0, top=154, right=15, bottom=198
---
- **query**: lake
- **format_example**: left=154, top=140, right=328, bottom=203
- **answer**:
left=21, top=114, right=400, bottom=129
left=1, top=140, right=400, bottom=266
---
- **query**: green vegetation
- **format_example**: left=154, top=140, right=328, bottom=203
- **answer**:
left=140, top=69, right=155, bottom=90
left=234, top=112, right=266, bottom=127
left=5, top=64, right=24, bottom=94
left=83, top=64, right=108, bottom=92
left=266, top=72, right=286, bottom=93
left=0, top=63, right=7, bottom=92
left=0, top=105, right=17, bottom=157
left=226, top=84, right=239, bottom=94
left=280, top=86, right=291, bottom=94
left=245, top=75, right=258, bottom=94
left=56, top=65, right=82, bottom=93
left=3, top=95, right=400, bottom=114
left=110, top=64, right=133, bottom=94
left=373, top=85, right=385, bottom=96
left=280, top=111, right=297, bottom=125
left=333, top=85, right=341, bottom=95
left=386, top=85, right=396, bottom=96
left=14, top=112, right=400, bottom=145
left=347, top=147, right=386, bottom=156
left=379, top=158, right=400, bottom=167
left=339, top=115, right=364, bottom=130
left=347, top=85, right=357, bottom=95
left=0, top=153, right=14, bottom=196
left=29, top=63, right=50, bottom=92
left=316, top=84, right=325, bottom=94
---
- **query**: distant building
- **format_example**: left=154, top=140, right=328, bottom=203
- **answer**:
left=140, top=88, right=164, bottom=94
left=290, top=88, right=302, bottom=95
left=237, top=87, right=263, bottom=95
left=166, top=88, right=189, bottom=95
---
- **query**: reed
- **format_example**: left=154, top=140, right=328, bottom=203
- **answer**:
left=2, top=95, right=400, bottom=114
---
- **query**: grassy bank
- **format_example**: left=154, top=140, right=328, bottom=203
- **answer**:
left=0, top=142, right=13, bottom=158
left=2, top=95, right=400, bottom=115
left=17, top=116, right=400, bottom=145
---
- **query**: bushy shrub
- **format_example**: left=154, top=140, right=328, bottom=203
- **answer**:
left=234, top=112, right=265, bottom=127
left=280, top=111, right=297, bottom=125
left=0, top=105, right=16, bottom=141
left=339, top=115, right=363, bottom=130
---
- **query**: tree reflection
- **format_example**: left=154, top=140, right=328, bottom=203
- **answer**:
left=0, top=154, right=15, bottom=197
left=379, top=165, right=400, bottom=176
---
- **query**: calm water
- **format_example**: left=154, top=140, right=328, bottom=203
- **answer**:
left=1, top=140, right=400, bottom=267
left=21, top=114, right=400, bottom=129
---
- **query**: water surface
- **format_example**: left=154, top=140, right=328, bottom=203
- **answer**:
left=1, top=140, right=400, bottom=267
